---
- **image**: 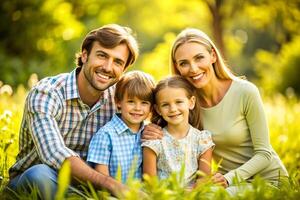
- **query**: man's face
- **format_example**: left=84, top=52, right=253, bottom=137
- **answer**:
left=81, top=42, right=129, bottom=92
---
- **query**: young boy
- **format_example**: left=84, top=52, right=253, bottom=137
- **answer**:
left=87, top=70, right=155, bottom=183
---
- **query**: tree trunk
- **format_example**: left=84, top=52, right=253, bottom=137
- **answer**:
left=206, top=0, right=226, bottom=59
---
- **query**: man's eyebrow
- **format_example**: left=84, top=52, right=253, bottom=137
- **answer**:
left=95, top=50, right=108, bottom=55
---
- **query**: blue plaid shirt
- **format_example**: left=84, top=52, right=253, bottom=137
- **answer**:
left=9, top=67, right=116, bottom=179
left=87, top=113, right=143, bottom=183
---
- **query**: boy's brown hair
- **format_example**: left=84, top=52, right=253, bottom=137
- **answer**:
left=114, top=71, right=155, bottom=109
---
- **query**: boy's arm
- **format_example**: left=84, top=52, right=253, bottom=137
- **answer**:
left=142, top=147, right=157, bottom=176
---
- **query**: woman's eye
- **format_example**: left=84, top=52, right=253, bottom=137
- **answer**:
left=179, top=62, right=188, bottom=67
left=195, top=55, right=204, bottom=61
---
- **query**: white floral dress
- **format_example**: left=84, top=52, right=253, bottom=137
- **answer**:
left=142, top=125, right=214, bottom=184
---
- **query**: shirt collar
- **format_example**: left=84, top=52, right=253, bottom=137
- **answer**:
left=112, top=113, right=145, bottom=135
left=65, top=67, right=81, bottom=100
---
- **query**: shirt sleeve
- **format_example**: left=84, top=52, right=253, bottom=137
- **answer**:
left=26, top=86, right=78, bottom=170
left=141, top=139, right=161, bottom=156
left=87, top=130, right=111, bottom=165
left=197, top=130, right=215, bottom=157
left=224, top=82, right=273, bottom=185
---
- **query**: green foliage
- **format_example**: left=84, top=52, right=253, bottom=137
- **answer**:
left=55, top=160, right=71, bottom=200
left=255, top=36, right=300, bottom=96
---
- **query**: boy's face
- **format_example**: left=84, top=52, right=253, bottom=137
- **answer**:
left=116, top=92, right=152, bottom=132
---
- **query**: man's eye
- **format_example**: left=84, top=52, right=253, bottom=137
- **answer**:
left=97, top=53, right=106, bottom=58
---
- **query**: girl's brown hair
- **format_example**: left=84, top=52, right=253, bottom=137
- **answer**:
left=151, top=75, right=202, bottom=130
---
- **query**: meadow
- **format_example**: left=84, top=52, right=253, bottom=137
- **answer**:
left=0, top=83, right=299, bottom=199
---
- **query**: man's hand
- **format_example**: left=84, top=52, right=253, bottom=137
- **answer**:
left=212, top=173, right=229, bottom=188
left=141, top=123, right=163, bottom=141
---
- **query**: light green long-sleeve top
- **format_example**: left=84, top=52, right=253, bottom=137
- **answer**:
left=200, top=79, right=288, bottom=185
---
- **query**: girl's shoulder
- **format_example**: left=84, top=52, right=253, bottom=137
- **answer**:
left=189, top=126, right=212, bottom=139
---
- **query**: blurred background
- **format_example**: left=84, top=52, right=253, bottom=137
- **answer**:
left=1, top=0, right=300, bottom=96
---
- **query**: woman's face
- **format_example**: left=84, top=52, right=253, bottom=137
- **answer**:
left=174, top=42, right=216, bottom=89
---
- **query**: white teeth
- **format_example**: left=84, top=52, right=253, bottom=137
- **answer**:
left=96, top=72, right=109, bottom=80
left=192, top=73, right=204, bottom=80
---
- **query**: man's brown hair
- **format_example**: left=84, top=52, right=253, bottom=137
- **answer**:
left=76, top=24, right=139, bottom=68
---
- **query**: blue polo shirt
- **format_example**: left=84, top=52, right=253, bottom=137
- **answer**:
left=87, top=113, right=143, bottom=183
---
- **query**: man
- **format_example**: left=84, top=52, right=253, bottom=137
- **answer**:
left=7, top=24, right=139, bottom=198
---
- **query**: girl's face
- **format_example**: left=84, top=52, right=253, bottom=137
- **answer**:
left=174, top=42, right=216, bottom=89
left=116, top=92, right=152, bottom=132
left=155, top=87, right=195, bottom=127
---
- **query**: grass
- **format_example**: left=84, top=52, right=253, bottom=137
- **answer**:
left=0, top=84, right=300, bottom=199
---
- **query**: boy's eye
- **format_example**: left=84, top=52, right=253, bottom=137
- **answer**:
left=142, top=101, right=150, bottom=105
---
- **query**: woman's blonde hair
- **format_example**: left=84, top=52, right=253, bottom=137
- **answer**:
left=171, top=28, right=236, bottom=80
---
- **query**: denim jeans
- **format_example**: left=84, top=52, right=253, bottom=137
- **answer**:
left=7, top=164, right=58, bottom=200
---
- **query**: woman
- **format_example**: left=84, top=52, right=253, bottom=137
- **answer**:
left=143, top=28, right=288, bottom=193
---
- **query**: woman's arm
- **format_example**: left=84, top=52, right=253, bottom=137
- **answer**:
left=142, top=147, right=157, bottom=176
left=142, top=123, right=163, bottom=141
left=224, top=82, right=273, bottom=185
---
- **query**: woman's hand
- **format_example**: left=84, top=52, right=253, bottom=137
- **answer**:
left=141, top=123, right=163, bottom=141
left=212, top=173, right=229, bottom=188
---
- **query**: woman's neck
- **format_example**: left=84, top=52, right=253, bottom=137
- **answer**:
left=167, top=122, right=190, bottom=139
left=197, top=78, right=232, bottom=108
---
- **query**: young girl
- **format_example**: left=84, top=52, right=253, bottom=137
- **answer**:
left=142, top=75, right=214, bottom=187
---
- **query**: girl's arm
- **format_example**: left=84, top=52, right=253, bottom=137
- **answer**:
left=198, top=147, right=213, bottom=175
left=196, top=147, right=213, bottom=186
left=95, top=164, right=110, bottom=176
left=142, top=147, right=157, bottom=176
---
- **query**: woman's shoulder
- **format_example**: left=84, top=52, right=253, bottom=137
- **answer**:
left=233, top=78, right=260, bottom=96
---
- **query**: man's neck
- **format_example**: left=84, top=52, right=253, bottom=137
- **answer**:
left=77, top=69, right=102, bottom=107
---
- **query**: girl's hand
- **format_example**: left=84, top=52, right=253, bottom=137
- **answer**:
left=141, top=123, right=163, bottom=141
left=212, top=173, right=229, bottom=188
